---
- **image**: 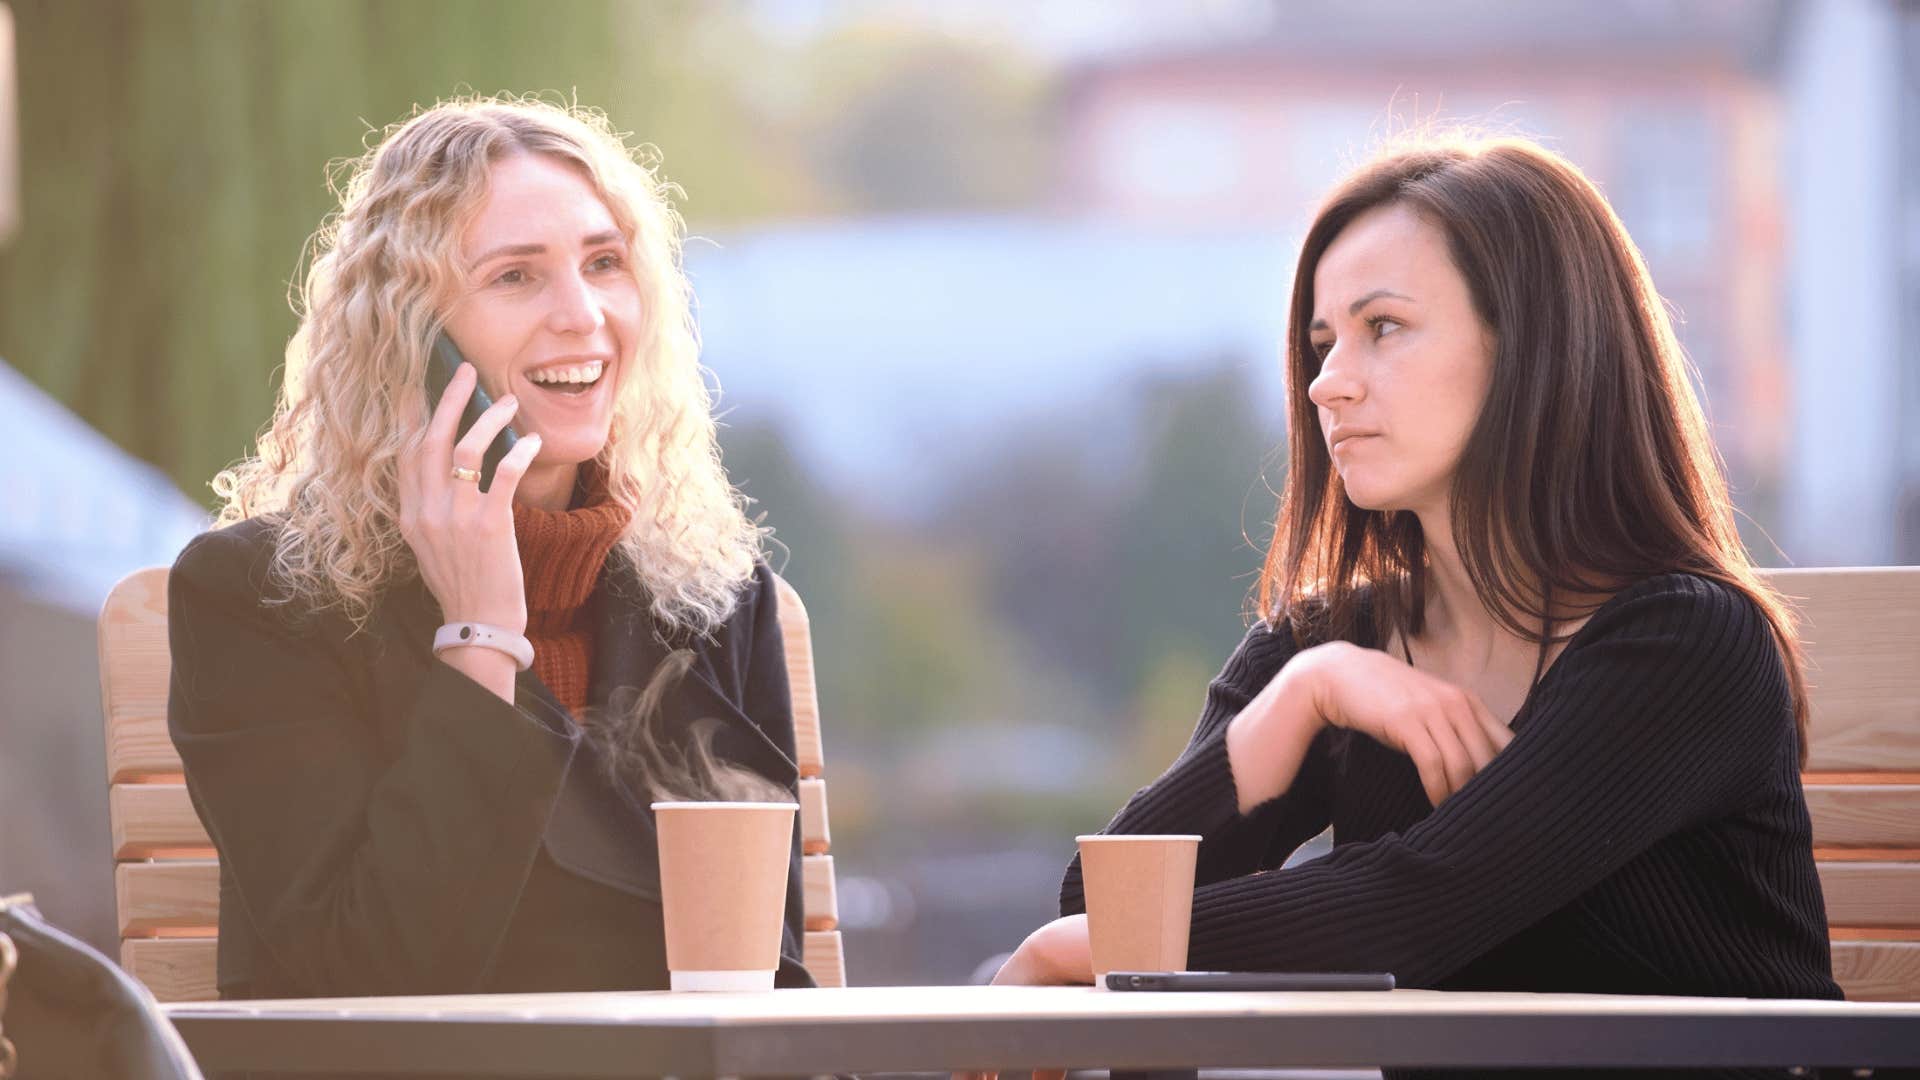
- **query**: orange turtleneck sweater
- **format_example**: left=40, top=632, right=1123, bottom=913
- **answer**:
left=509, top=466, right=632, bottom=715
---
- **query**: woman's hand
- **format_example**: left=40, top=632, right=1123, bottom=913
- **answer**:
left=952, top=916, right=1090, bottom=1080
left=397, top=362, right=543, bottom=700
left=1293, top=641, right=1513, bottom=807
left=992, top=913, right=1092, bottom=989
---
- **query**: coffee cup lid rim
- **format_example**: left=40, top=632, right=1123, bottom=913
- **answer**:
left=1075, top=833, right=1203, bottom=842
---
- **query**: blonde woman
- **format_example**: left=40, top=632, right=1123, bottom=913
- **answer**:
left=167, top=96, right=814, bottom=998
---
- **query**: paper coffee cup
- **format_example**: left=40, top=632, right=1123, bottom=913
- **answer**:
left=653, top=801, right=798, bottom=992
left=1077, top=834, right=1201, bottom=985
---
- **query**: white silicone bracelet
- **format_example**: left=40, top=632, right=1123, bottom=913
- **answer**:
left=432, top=622, right=535, bottom=672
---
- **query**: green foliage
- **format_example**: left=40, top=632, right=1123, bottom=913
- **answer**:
left=0, top=0, right=759, bottom=499
left=1130, top=645, right=1218, bottom=779
left=940, top=358, right=1281, bottom=715
left=1113, top=360, right=1282, bottom=690
left=795, top=25, right=1048, bottom=214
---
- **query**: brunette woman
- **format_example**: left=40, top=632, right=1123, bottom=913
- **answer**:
left=997, top=134, right=1840, bottom=1079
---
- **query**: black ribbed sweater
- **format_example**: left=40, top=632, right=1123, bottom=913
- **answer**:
left=1060, top=573, right=1842, bottom=1079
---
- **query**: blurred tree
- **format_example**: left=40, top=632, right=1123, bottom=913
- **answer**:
left=717, top=416, right=868, bottom=730
left=797, top=24, right=1047, bottom=214
left=1109, top=358, right=1279, bottom=699
left=722, top=416, right=1067, bottom=745
left=0, top=0, right=772, bottom=499
left=945, top=359, right=1279, bottom=716
left=1129, top=644, right=1219, bottom=780
left=938, top=416, right=1126, bottom=706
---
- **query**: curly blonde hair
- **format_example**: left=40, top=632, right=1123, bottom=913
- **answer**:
left=214, top=94, right=763, bottom=636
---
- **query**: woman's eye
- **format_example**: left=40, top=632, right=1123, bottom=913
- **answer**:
left=588, top=253, right=625, bottom=273
left=1370, top=316, right=1403, bottom=339
left=493, top=268, right=527, bottom=287
left=1311, top=339, right=1334, bottom=359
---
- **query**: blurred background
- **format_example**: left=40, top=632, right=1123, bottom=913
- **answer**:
left=2, top=0, right=1916, bottom=985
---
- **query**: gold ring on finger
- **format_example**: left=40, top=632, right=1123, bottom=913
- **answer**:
left=450, top=465, right=482, bottom=483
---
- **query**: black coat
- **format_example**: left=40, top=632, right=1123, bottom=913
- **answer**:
left=166, top=516, right=815, bottom=1000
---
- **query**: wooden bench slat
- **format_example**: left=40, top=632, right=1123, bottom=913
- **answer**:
left=772, top=574, right=826, bottom=778
left=1833, top=940, right=1920, bottom=1002
left=110, top=782, right=212, bottom=858
left=122, top=937, right=218, bottom=1003
left=99, top=567, right=181, bottom=783
left=1817, top=862, right=1920, bottom=930
left=1768, top=567, right=1920, bottom=773
left=1833, top=927, right=1920, bottom=942
left=803, top=853, right=838, bottom=932
left=803, top=929, right=846, bottom=989
left=799, top=777, right=831, bottom=855
left=107, top=715, right=181, bottom=784
left=1805, top=785, right=1920, bottom=849
left=116, top=859, right=219, bottom=937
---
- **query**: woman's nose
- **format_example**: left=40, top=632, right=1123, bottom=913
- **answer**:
left=546, top=270, right=606, bottom=336
left=1307, top=344, right=1364, bottom=409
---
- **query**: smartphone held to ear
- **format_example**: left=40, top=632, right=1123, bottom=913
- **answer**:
left=425, top=331, right=519, bottom=492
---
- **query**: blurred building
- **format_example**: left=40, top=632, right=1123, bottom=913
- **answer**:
left=1780, top=0, right=1920, bottom=565
left=691, top=218, right=1294, bottom=510
left=1052, top=0, right=1795, bottom=534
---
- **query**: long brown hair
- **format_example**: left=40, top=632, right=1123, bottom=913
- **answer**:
left=1257, top=134, right=1811, bottom=760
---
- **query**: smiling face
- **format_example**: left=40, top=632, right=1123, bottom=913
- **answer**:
left=442, top=152, right=641, bottom=485
left=1306, top=202, right=1494, bottom=517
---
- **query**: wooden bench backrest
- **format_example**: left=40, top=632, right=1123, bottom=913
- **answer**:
left=1765, top=567, right=1920, bottom=1001
left=98, top=566, right=845, bottom=1001
left=106, top=564, right=1920, bottom=1002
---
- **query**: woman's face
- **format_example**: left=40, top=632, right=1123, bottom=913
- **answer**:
left=442, top=152, right=641, bottom=473
left=1306, top=202, right=1494, bottom=517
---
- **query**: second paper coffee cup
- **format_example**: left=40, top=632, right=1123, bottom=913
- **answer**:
left=1076, top=833, right=1202, bottom=984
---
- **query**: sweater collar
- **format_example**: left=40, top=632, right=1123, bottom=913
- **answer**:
left=511, top=462, right=633, bottom=636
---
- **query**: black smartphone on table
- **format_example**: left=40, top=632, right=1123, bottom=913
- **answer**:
left=423, top=331, right=518, bottom=492
left=1105, top=971, right=1395, bottom=992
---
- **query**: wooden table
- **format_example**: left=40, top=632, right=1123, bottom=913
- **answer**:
left=161, top=985, right=1920, bottom=1077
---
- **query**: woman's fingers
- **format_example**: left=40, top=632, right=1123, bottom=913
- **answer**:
left=1449, top=694, right=1499, bottom=774
left=1462, top=690, right=1509, bottom=764
left=482, top=433, right=543, bottom=511
left=1479, top=693, right=1515, bottom=751
left=450, top=394, right=521, bottom=475
left=1423, top=698, right=1476, bottom=800
left=1401, top=723, right=1452, bottom=807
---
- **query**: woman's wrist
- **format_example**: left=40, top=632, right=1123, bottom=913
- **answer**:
left=1225, top=663, right=1326, bottom=814
left=437, top=643, right=520, bottom=704
left=433, top=622, right=534, bottom=670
